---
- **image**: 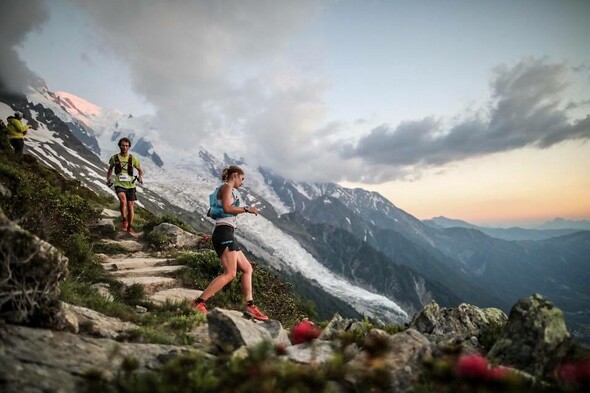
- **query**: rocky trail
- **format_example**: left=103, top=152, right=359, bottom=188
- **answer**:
left=95, top=209, right=203, bottom=306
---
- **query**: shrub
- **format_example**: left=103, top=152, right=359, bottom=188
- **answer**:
left=0, top=154, right=101, bottom=269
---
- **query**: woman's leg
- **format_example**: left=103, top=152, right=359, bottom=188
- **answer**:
left=199, top=248, right=238, bottom=300
left=237, top=252, right=268, bottom=320
left=236, top=251, right=253, bottom=301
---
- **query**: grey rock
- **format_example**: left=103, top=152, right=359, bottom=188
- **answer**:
left=101, top=208, right=120, bottom=218
left=94, top=253, right=110, bottom=263
left=207, top=308, right=291, bottom=352
left=98, top=238, right=143, bottom=252
left=0, top=182, right=12, bottom=198
left=0, top=324, right=199, bottom=393
left=150, top=223, right=202, bottom=249
left=319, top=313, right=369, bottom=341
left=61, top=303, right=139, bottom=339
left=89, top=218, right=116, bottom=235
left=409, top=301, right=507, bottom=350
left=286, top=340, right=334, bottom=364
left=90, top=283, right=114, bottom=302
left=487, top=294, right=571, bottom=378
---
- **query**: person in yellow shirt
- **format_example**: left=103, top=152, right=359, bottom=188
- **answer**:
left=6, top=112, right=30, bottom=155
left=106, top=137, right=144, bottom=233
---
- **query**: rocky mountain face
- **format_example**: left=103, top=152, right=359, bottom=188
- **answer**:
left=255, top=168, right=590, bottom=343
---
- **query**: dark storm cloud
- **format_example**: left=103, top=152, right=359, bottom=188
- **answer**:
left=341, top=58, right=590, bottom=170
left=0, top=0, right=48, bottom=92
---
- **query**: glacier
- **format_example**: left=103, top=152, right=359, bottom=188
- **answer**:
left=21, top=87, right=409, bottom=324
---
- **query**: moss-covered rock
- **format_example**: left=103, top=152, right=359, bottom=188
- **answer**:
left=487, top=293, right=570, bottom=378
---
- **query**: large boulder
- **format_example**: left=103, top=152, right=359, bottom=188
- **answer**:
left=89, top=218, right=116, bottom=236
left=0, top=209, right=68, bottom=327
left=207, top=308, right=291, bottom=352
left=0, top=324, right=200, bottom=393
left=150, top=223, right=203, bottom=249
left=409, top=301, right=507, bottom=350
left=60, top=303, right=139, bottom=339
left=487, top=294, right=571, bottom=378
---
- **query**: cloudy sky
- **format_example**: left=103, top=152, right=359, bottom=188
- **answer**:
left=3, top=0, right=590, bottom=226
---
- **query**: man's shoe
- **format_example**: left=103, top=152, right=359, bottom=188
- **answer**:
left=127, top=226, right=135, bottom=234
left=244, top=304, right=269, bottom=321
left=192, top=300, right=207, bottom=315
left=120, top=219, right=128, bottom=231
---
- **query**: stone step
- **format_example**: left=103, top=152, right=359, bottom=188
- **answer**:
left=117, top=276, right=178, bottom=295
left=98, top=239, right=143, bottom=252
left=102, top=258, right=171, bottom=271
left=101, top=208, right=120, bottom=218
left=110, top=265, right=185, bottom=278
left=149, top=288, right=203, bottom=305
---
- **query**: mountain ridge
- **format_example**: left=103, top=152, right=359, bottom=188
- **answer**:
left=3, top=85, right=589, bottom=341
left=424, top=215, right=587, bottom=241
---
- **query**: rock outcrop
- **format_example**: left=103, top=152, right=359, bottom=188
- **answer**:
left=0, top=209, right=68, bottom=327
left=150, top=223, right=205, bottom=249
left=207, top=308, right=291, bottom=352
left=487, top=293, right=571, bottom=378
left=409, top=301, right=507, bottom=351
left=0, top=324, right=201, bottom=393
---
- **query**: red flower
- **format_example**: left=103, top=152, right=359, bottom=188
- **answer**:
left=559, top=362, right=590, bottom=385
left=579, top=363, right=590, bottom=383
left=559, top=363, right=579, bottom=385
left=290, top=320, right=321, bottom=344
left=455, top=354, right=489, bottom=379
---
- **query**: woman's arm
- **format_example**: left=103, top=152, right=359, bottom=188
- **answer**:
left=220, top=184, right=257, bottom=215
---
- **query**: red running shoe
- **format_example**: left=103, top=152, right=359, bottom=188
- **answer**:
left=192, top=300, right=207, bottom=315
left=120, top=219, right=128, bottom=231
left=127, top=226, right=135, bottom=234
left=244, top=304, right=269, bottom=320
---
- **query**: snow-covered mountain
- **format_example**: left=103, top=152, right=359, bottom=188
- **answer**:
left=28, top=89, right=164, bottom=168
left=4, top=86, right=589, bottom=343
left=5, top=86, right=411, bottom=324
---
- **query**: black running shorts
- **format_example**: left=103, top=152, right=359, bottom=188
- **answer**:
left=115, top=186, right=137, bottom=201
left=212, top=225, right=241, bottom=257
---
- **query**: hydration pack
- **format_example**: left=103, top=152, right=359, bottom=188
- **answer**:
left=113, top=154, right=133, bottom=176
left=207, top=185, right=240, bottom=219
